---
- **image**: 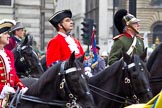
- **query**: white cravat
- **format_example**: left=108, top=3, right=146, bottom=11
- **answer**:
left=65, top=36, right=80, bottom=54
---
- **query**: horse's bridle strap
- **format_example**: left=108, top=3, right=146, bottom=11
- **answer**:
left=128, top=63, right=135, bottom=69
left=65, top=67, right=81, bottom=74
left=20, top=94, right=67, bottom=107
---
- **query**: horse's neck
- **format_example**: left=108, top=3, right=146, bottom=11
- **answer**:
left=89, top=61, right=123, bottom=86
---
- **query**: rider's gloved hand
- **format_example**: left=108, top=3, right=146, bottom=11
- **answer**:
left=2, top=85, right=15, bottom=95
left=20, top=87, right=28, bottom=94
left=84, top=67, right=93, bottom=77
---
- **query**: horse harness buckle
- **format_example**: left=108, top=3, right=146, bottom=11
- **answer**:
left=125, top=77, right=130, bottom=84
left=60, top=78, right=66, bottom=89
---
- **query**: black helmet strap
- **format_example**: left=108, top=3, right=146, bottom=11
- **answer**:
left=128, top=25, right=139, bottom=34
left=60, top=24, right=70, bottom=35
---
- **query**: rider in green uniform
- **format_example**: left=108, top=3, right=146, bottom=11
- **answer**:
left=108, top=9, right=145, bottom=65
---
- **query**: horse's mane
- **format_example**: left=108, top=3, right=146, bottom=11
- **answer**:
left=89, top=60, right=123, bottom=86
left=147, top=43, right=162, bottom=71
left=26, top=63, right=61, bottom=95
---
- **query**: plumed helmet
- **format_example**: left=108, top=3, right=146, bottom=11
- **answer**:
left=123, top=14, right=140, bottom=26
left=48, top=9, right=72, bottom=28
left=114, top=9, right=128, bottom=34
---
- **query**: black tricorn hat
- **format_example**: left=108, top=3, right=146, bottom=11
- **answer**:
left=48, top=9, right=72, bottom=28
left=0, top=19, right=15, bottom=34
left=114, top=9, right=128, bottom=34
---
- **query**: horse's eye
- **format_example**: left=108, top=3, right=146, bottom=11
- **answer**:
left=133, top=67, right=136, bottom=71
left=132, top=72, right=138, bottom=79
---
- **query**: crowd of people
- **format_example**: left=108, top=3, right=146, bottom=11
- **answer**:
left=0, top=8, right=154, bottom=107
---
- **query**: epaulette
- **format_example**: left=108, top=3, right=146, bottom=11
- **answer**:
left=113, top=34, right=124, bottom=40
left=136, top=34, right=144, bottom=40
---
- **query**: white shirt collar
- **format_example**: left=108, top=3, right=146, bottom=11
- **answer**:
left=14, top=35, right=22, bottom=41
left=58, top=32, right=68, bottom=38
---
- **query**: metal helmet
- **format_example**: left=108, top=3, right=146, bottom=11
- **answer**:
left=123, top=14, right=140, bottom=26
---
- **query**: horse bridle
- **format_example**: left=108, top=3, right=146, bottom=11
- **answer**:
left=122, top=61, right=151, bottom=103
left=16, top=45, right=38, bottom=77
left=89, top=60, right=151, bottom=105
left=9, top=62, right=83, bottom=108
left=58, top=61, right=85, bottom=108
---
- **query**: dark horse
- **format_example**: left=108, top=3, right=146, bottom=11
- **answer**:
left=12, top=35, right=44, bottom=78
left=9, top=52, right=96, bottom=108
left=88, top=51, right=153, bottom=108
left=147, top=42, right=162, bottom=96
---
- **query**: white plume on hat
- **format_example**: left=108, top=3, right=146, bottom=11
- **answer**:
left=0, top=19, right=16, bottom=25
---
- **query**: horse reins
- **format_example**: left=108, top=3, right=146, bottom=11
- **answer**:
left=10, top=62, right=82, bottom=108
left=150, top=76, right=162, bottom=83
left=88, top=61, right=137, bottom=105
left=89, top=84, right=134, bottom=104
left=89, top=61, right=151, bottom=105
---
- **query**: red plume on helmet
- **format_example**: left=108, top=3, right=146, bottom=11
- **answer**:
left=114, top=9, right=128, bottom=34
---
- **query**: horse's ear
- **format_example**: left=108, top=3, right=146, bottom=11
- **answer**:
left=122, top=51, right=131, bottom=62
left=77, top=53, right=85, bottom=63
left=140, top=48, right=147, bottom=61
left=21, top=35, right=33, bottom=47
left=69, top=51, right=75, bottom=64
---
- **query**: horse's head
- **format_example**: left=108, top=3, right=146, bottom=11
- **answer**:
left=17, top=51, right=96, bottom=108
left=12, top=35, right=44, bottom=78
left=58, top=52, right=96, bottom=108
left=122, top=49, right=153, bottom=103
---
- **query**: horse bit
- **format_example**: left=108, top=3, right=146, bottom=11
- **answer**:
left=59, top=61, right=82, bottom=108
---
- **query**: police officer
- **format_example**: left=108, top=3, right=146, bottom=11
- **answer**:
left=46, top=9, right=84, bottom=67
left=108, top=9, right=145, bottom=65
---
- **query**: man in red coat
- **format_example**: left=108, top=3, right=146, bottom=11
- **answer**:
left=0, top=19, right=27, bottom=106
left=46, top=9, right=84, bottom=67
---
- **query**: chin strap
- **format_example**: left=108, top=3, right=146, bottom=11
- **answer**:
left=128, top=25, right=139, bottom=34
left=61, top=24, right=70, bottom=35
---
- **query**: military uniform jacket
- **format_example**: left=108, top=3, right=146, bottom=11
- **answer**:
left=46, top=32, right=84, bottom=67
left=108, top=32, right=144, bottom=65
left=0, top=49, right=25, bottom=93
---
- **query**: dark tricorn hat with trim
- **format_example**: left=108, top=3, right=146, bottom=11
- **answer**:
left=48, top=9, right=72, bottom=28
left=114, top=9, right=128, bottom=34
left=0, top=19, right=15, bottom=34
